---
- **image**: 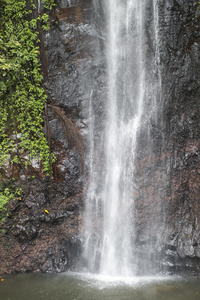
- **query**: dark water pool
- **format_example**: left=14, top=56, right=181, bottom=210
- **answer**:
left=0, top=272, right=199, bottom=300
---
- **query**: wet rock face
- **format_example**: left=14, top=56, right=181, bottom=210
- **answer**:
left=45, top=0, right=99, bottom=114
left=134, top=0, right=200, bottom=276
left=0, top=174, right=83, bottom=273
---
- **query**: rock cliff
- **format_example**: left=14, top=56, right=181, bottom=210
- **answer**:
left=134, top=0, right=200, bottom=276
left=1, top=0, right=200, bottom=276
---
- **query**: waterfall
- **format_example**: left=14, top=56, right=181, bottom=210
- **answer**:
left=82, top=0, right=148, bottom=276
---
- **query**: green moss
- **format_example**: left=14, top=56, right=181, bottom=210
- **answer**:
left=1, top=228, right=6, bottom=235
left=0, top=185, right=23, bottom=212
left=0, top=189, right=13, bottom=212
left=0, top=0, right=55, bottom=171
left=0, top=0, right=55, bottom=209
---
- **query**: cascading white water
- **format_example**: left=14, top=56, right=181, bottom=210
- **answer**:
left=82, top=0, right=147, bottom=276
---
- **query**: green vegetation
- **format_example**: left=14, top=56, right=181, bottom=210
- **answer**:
left=0, top=187, right=22, bottom=212
left=0, top=189, right=13, bottom=212
left=0, top=0, right=55, bottom=212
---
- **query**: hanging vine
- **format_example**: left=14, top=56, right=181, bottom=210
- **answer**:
left=0, top=0, right=55, bottom=211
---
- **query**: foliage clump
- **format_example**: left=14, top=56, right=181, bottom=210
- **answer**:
left=0, top=187, right=22, bottom=212
left=0, top=0, right=55, bottom=211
